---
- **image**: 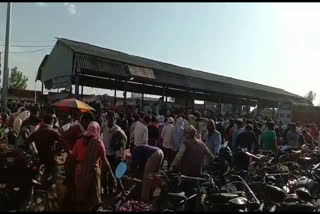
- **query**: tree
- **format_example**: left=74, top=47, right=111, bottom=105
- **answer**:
left=8, top=66, right=28, bottom=90
left=304, top=90, right=316, bottom=103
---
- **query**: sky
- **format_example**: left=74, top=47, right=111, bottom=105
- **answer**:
left=0, top=3, right=320, bottom=104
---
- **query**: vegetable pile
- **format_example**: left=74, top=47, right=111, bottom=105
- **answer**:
left=119, top=200, right=152, bottom=212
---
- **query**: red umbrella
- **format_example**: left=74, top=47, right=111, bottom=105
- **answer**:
left=53, top=98, right=95, bottom=113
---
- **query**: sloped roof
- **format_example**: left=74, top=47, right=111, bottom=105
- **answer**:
left=55, top=37, right=305, bottom=101
left=36, top=54, right=49, bottom=81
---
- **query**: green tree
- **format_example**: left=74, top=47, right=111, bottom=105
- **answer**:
left=304, top=90, right=316, bottom=103
left=8, top=66, right=28, bottom=90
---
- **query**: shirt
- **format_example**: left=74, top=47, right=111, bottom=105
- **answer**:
left=236, top=130, right=257, bottom=153
left=101, top=124, right=125, bottom=156
left=61, top=122, right=86, bottom=152
left=131, top=145, right=159, bottom=172
left=261, top=130, right=277, bottom=151
left=133, top=121, right=148, bottom=146
left=169, top=140, right=215, bottom=175
left=161, top=123, right=174, bottom=149
left=205, top=130, right=222, bottom=156
left=27, top=125, right=61, bottom=168
left=129, top=121, right=139, bottom=143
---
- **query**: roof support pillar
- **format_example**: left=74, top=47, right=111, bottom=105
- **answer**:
left=142, top=83, right=144, bottom=113
left=272, top=107, right=275, bottom=121
left=192, top=91, right=195, bottom=114
left=74, top=71, right=80, bottom=100
left=218, top=98, right=222, bottom=114
left=124, top=80, right=127, bottom=111
left=165, top=87, right=168, bottom=117
left=81, top=84, right=84, bottom=101
left=185, top=91, right=189, bottom=115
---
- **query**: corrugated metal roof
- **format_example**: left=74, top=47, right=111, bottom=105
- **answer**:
left=36, top=54, right=49, bottom=81
left=76, top=54, right=128, bottom=78
left=56, top=38, right=306, bottom=101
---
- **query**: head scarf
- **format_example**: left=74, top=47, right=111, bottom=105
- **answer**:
left=84, top=121, right=100, bottom=138
left=78, top=121, right=102, bottom=201
left=171, top=117, right=185, bottom=150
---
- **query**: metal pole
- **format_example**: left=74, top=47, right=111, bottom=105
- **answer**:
left=81, top=84, right=84, bottom=101
left=34, top=81, right=37, bottom=104
left=1, top=3, right=12, bottom=113
left=124, top=80, right=127, bottom=110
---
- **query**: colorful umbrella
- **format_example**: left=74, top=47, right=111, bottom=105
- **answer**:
left=53, top=98, right=95, bottom=113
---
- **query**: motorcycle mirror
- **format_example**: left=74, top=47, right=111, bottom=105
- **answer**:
left=115, top=161, right=127, bottom=179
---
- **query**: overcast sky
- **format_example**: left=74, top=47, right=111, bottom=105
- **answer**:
left=0, top=3, right=319, bottom=104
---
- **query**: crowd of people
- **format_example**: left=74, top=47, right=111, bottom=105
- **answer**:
left=1, top=101, right=320, bottom=211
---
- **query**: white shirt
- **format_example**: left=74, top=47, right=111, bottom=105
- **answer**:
left=101, top=124, right=125, bottom=156
left=133, top=121, right=148, bottom=146
left=130, top=121, right=139, bottom=143
left=161, top=123, right=174, bottom=149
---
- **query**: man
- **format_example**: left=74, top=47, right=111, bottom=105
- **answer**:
left=121, top=145, right=164, bottom=202
left=132, top=115, right=150, bottom=146
left=148, top=116, right=159, bottom=147
left=101, top=110, right=127, bottom=194
left=235, top=124, right=257, bottom=154
left=287, top=123, right=304, bottom=150
left=261, top=122, right=277, bottom=152
left=116, top=112, right=129, bottom=135
left=101, top=111, right=127, bottom=169
left=216, top=118, right=225, bottom=144
left=21, top=105, right=40, bottom=131
left=62, top=110, right=81, bottom=132
left=16, top=114, right=42, bottom=151
left=204, top=120, right=222, bottom=156
left=129, top=114, right=140, bottom=146
left=61, top=112, right=95, bottom=152
left=231, top=120, right=243, bottom=153
left=169, top=125, right=215, bottom=177
left=161, top=117, right=175, bottom=168
left=26, top=114, right=61, bottom=178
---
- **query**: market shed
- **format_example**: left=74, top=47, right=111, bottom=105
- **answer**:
left=36, top=38, right=310, bottom=115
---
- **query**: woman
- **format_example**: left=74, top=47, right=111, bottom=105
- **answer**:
left=71, top=121, right=117, bottom=211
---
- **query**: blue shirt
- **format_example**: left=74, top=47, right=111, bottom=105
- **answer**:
left=132, top=145, right=159, bottom=172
